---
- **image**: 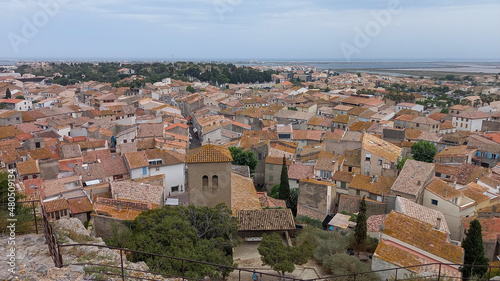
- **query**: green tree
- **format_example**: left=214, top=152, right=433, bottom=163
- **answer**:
left=15, top=95, right=25, bottom=100
left=0, top=172, right=33, bottom=234
left=279, top=156, right=290, bottom=203
left=270, top=184, right=280, bottom=199
left=114, top=204, right=240, bottom=279
left=5, top=88, right=11, bottom=98
left=440, top=108, right=449, bottom=114
left=228, top=147, right=258, bottom=174
left=289, top=188, right=298, bottom=217
left=396, top=157, right=408, bottom=170
left=258, top=233, right=313, bottom=276
left=411, top=140, right=437, bottom=163
left=461, top=219, right=489, bottom=280
left=186, top=85, right=196, bottom=93
left=323, top=254, right=378, bottom=281
left=353, top=197, right=367, bottom=253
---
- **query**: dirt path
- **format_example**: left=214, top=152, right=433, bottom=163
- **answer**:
left=230, top=242, right=327, bottom=281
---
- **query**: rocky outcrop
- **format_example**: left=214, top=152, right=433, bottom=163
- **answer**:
left=1, top=218, right=171, bottom=281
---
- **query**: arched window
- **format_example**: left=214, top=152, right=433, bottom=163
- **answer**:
left=202, top=175, right=208, bottom=188
left=212, top=175, right=218, bottom=188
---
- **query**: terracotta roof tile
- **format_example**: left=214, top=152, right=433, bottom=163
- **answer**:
left=257, top=192, right=287, bottom=209
left=67, top=197, right=93, bottom=214
left=124, top=151, right=149, bottom=169
left=237, top=209, right=295, bottom=231
left=363, top=133, right=402, bottom=162
left=382, top=211, right=463, bottom=264
left=186, top=144, right=233, bottom=163
left=231, top=173, right=262, bottom=214
left=17, top=160, right=40, bottom=175
left=44, top=198, right=69, bottom=213
left=288, top=164, right=314, bottom=180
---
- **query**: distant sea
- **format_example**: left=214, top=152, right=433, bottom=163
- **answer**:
left=2, top=59, right=499, bottom=75
left=235, top=60, right=500, bottom=75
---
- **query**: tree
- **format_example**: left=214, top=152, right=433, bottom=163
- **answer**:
left=258, top=233, right=313, bottom=276
left=411, top=140, right=437, bottom=163
left=113, top=204, right=240, bottom=279
left=270, top=184, right=280, bottom=199
left=288, top=189, right=298, bottom=217
left=461, top=219, right=489, bottom=280
left=228, top=147, right=257, bottom=174
left=186, top=85, right=196, bottom=93
left=440, top=108, right=449, bottom=114
left=15, top=95, right=25, bottom=100
left=5, top=88, right=11, bottom=99
left=396, top=157, right=408, bottom=170
left=0, top=172, right=33, bottom=234
left=353, top=197, right=367, bottom=253
left=279, top=156, right=290, bottom=203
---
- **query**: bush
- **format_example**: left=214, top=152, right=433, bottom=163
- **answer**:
left=295, top=216, right=323, bottom=229
left=323, top=254, right=378, bottom=281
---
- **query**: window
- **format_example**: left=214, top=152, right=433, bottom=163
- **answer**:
left=269, top=175, right=274, bottom=181
left=172, top=185, right=179, bottom=192
left=269, top=164, right=274, bottom=171
left=376, top=195, right=383, bottom=202
left=348, top=166, right=352, bottom=172
left=142, top=167, right=147, bottom=175
left=465, top=124, right=468, bottom=129
left=451, top=198, right=457, bottom=204
left=365, top=153, right=371, bottom=161
left=377, top=159, right=382, bottom=166
left=35, top=142, right=41, bottom=148
left=356, top=190, right=360, bottom=196
left=341, top=182, right=347, bottom=189
left=436, top=172, right=442, bottom=177
left=123, top=139, right=127, bottom=143
left=212, top=175, right=218, bottom=188
left=258, top=153, right=262, bottom=160
left=431, top=199, right=438, bottom=206
left=202, top=175, right=209, bottom=188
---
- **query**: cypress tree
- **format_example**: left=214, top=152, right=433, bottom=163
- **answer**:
left=461, top=219, right=489, bottom=279
left=278, top=155, right=290, bottom=203
left=5, top=88, right=11, bottom=99
left=353, top=196, right=367, bottom=252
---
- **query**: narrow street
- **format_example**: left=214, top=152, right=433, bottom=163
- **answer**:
left=189, top=126, right=201, bottom=149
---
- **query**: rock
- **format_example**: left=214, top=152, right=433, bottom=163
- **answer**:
left=68, top=265, right=84, bottom=273
left=35, top=264, right=48, bottom=276
left=19, top=274, right=38, bottom=281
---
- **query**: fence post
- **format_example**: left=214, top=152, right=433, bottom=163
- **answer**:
left=437, top=263, right=441, bottom=281
left=120, top=248, right=125, bottom=281
left=394, top=268, right=397, bottom=281
left=182, top=259, right=184, bottom=280
left=487, top=265, right=492, bottom=281
left=32, top=201, right=38, bottom=234
left=238, top=269, right=241, bottom=281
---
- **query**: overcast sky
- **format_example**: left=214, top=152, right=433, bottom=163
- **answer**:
left=1, top=0, right=499, bottom=61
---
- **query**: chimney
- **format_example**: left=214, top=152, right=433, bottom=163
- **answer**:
left=435, top=217, right=442, bottom=230
left=374, top=175, right=378, bottom=183
left=443, top=189, right=447, bottom=198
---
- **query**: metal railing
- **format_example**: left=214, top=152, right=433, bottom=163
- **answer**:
left=9, top=200, right=500, bottom=281
left=59, top=242, right=293, bottom=281
left=0, top=200, right=42, bottom=234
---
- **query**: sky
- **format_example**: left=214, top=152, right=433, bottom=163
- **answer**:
left=0, top=0, right=499, bottom=61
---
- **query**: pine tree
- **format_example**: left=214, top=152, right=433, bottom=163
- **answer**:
left=461, top=219, right=489, bottom=280
left=5, top=88, right=11, bottom=99
left=353, top=196, right=367, bottom=253
left=278, top=156, right=290, bottom=203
